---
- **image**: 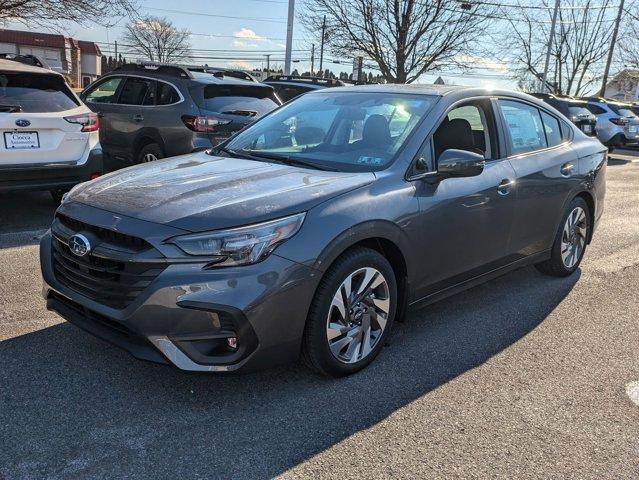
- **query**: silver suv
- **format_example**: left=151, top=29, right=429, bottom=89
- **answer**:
left=585, top=97, right=639, bottom=150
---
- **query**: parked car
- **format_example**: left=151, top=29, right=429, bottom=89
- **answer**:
left=263, top=75, right=344, bottom=102
left=41, top=85, right=606, bottom=376
left=80, top=64, right=281, bottom=164
left=583, top=97, right=639, bottom=150
left=0, top=58, right=102, bottom=202
left=187, top=66, right=258, bottom=82
left=531, top=93, right=597, bottom=137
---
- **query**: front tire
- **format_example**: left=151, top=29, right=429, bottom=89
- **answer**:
left=302, top=247, right=397, bottom=377
left=536, top=197, right=590, bottom=277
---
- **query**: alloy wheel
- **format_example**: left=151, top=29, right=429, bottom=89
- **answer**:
left=326, top=267, right=390, bottom=364
left=561, top=206, right=587, bottom=269
left=143, top=153, right=158, bottom=162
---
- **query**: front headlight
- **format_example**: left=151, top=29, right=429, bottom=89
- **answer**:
left=169, top=212, right=306, bottom=267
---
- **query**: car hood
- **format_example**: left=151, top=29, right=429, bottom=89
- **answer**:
left=70, top=152, right=375, bottom=232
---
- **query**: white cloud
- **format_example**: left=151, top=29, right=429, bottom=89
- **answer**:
left=233, top=28, right=266, bottom=48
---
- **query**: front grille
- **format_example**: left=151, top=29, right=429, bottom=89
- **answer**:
left=57, top=213, right=151, bottom=252
left=51, top=215, right=166, bottom=310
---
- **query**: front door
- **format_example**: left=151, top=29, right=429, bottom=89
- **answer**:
left=412, top=100, right=518, bottom=299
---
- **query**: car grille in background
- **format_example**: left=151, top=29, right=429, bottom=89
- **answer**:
left=51, top=214, right=166, bottom=310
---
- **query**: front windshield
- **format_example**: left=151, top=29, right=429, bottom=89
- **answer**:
left=224, top=91, right=436, bottom=171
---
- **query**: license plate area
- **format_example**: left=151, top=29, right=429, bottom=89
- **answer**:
left=3, top=131, right=40, bottom=149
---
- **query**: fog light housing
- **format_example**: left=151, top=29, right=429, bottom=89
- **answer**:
left=226, top=337, right=238, bottom=349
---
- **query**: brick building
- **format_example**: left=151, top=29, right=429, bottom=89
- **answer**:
left=0, top=28, right=102, bottom=88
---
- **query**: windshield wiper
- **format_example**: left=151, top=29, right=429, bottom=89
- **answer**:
left=239, top=149, right=335, bottom=171
left=214, top=146, right=256, bottom=160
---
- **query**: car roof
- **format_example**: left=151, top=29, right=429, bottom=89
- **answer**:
left=0, top=58, right=62, bottom=76
left=305, top=83, right=541, bottom=101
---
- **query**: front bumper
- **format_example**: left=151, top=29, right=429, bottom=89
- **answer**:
left=40, top=228, right=321, bottom=373
left=0, top=148, right=103, bottom=192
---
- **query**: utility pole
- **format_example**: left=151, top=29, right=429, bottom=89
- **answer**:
left=265, top=54, right=271, bottom=78
left=541, top=0, right=560, bottom=93
left=319, top=15, right=326, bottom=76
left=310, top=44, right=315, bottom=76
left=600, top=0, right=625, bottom=97
left=114, top=40, right=118, bottom=65
left=284, top=0, right=295, bottom=75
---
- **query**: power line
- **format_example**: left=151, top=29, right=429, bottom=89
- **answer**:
left=143, top=7, right=287, bottom=23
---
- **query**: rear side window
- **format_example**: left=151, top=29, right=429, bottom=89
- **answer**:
left=0, top=72, right=79, bottom=112
left=157, top=82, right=180, bottom=105
left=119, top=77, right=155, bottom=106
left=197, top=85, right=279, bottom=115
left=540, top=111, right=562, bottom=146
left=586, top=104, right=606, bottom=115
left=498, top=99, right=546, bottom=154
left=84, top=76, right=123, bottom=104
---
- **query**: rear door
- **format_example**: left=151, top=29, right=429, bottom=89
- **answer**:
left=495, top=98, right=580, bottom=257
left=107, top=76, right=158, bottom=160
left=0, top=70, right=89, bottom=166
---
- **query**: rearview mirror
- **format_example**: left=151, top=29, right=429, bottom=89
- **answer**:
left=437, top=149, right=485, bottom=179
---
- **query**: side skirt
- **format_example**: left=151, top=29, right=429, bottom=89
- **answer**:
left=408, top=250, right=551, bottom=312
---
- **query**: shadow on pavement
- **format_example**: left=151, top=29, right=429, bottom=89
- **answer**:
left=0, top=266, right=580, bottom=479
left=608, top=158, right=632, bottom=166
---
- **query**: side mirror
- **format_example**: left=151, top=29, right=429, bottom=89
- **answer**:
left=437, top=149, right=485, bottom=179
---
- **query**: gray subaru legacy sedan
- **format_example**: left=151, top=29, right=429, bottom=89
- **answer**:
left=40, top=85, right=606, bottom=377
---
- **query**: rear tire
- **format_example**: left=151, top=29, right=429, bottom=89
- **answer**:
left=137, top=143, right=164, bottom=163
left=535, top=197, right=590, bottom=277
left=302, top=247, right=397, bottom=377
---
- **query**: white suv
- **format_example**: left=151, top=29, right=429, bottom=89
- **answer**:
left=0, top=57, right=103, bottom=202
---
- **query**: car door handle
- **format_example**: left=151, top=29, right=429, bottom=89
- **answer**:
left=560, top=162, right=575, bottom=177
left=497, top=179, right=514, bottom=196
left=132, top=114, right=144, bottom=122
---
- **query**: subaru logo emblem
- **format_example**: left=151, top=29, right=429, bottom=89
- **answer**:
left=15, top=119, right=31, bottom=127
left=68, top=234, right=91, bottom=257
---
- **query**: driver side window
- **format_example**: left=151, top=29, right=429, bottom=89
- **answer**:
left=433, top=103, right=492, bottom=162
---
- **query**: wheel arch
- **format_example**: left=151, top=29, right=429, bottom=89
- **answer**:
left=574, top=190, right=596, bottom=243
left=133, top=130, right=166, bottom=160
left=311, top=221, right=413, bottom=321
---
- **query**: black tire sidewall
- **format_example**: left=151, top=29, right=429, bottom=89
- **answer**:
left=138, top=144, right=164, bottom=163
left=549, top=197, right=590, bottom=275
left=304, top=248, right=397, bottom=377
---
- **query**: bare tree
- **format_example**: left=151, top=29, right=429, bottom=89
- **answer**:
left=499, top=0, right=614, bottom=96
left=122, top=16, right=191, bottom=63
left=0, top=0, right=136, bottom=27
left=301, top=0, right=495, bottom=84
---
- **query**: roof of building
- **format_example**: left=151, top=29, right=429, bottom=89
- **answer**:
left=78, top=41, right=102, bottom=56
left=0, top=29, right=67, bottom=49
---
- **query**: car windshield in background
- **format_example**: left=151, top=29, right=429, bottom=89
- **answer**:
left=0, top=73, right=79, bottom=112
left=224, top=91, right=436, bottom=171
left=197, top=85, right=279, bottom=116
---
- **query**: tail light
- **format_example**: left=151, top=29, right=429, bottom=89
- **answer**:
left=64, top=112, right=99, bottom=132
left=181, top=115, right=231, bottom=133
left=609, top=117, right=628, bottom=125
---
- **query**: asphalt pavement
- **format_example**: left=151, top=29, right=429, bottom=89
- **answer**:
left=1, top=152, right=638, bottom=479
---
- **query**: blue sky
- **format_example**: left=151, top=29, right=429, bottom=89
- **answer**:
left=4, top=0, right=515, bottom=88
